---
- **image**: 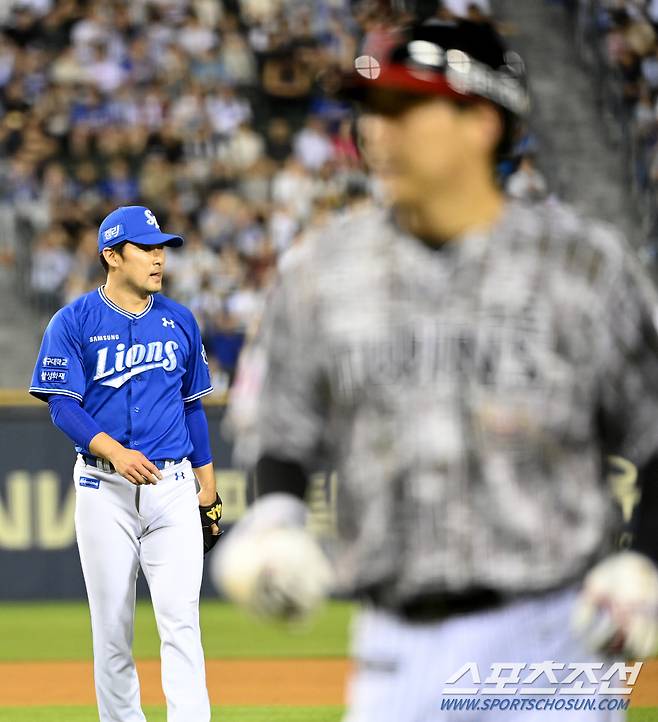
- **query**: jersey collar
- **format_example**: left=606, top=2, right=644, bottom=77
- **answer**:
left=98, top=286, right=154, bottom=320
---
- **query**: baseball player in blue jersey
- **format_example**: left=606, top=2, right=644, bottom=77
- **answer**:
left=29, top=205, right=222, bottom=722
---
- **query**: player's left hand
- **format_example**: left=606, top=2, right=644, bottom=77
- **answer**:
left=199, top=491, right=223, bottom=555
left=572, top=551, right=658, bottom=659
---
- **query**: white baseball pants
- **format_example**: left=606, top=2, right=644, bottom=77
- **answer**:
left=73, top=457, right=211, bottom=722
left=344, top=586, right=626, bottom=722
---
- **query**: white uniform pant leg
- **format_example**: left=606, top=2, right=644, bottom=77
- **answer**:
left=73, top=461, right=146, bottom=722
left=139, top=461, right=211, bottom=722
left=344, top=587, right=627, bottom=722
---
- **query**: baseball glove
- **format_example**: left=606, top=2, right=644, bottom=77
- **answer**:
left=199, top=492, right=223, bottom=555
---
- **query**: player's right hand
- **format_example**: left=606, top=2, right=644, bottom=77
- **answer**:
left=108, top=448, right=163, bottom=486
left=572, top=551, right=658, bottom=659
left=208, top=493, right=333, bottom=621
left=214, top=526, right=333, bottom=620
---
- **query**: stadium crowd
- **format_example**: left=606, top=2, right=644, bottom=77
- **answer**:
left=0, top=0, right=535, bottom=389
left=577, top=0, right=658, bottom=250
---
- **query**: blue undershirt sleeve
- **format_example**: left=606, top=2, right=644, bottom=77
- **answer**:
left=48, top=395, right=103, bottom=452
left=185, top=399, right=213, bottom=468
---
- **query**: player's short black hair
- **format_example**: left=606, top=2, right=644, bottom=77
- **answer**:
left=100, top=241, right=126, bottom=273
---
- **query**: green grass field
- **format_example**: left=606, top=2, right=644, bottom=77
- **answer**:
left=0, top=599, right=353, bottom=661
left=0, top=706, right=344, bottom=722
left=1, top=601, right=656, bottom=721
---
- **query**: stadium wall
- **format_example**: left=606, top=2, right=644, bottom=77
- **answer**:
left=0, top=398, right=336, bottom=600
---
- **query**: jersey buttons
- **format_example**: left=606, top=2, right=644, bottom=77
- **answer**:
left=133, top=407, right=140, bottom=413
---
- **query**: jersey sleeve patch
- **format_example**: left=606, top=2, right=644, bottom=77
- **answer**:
left=41, top=356, right=69, bottom=368
left=39, top=369, right=68, bottom=384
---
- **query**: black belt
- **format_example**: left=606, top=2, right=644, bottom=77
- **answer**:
left=398, top=589, right=504, bottom=622
left=363, top=588, right=505, bottom=623
left=81, top=455, right=185, bottom=473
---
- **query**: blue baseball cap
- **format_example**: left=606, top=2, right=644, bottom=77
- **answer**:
left=98, top=206, right=184, bottom=254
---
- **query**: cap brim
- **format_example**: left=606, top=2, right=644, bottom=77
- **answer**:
left=126, top=231, right=184, bottom=248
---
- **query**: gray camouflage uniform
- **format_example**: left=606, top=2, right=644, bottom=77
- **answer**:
left=233, top=199, right=658, bottom=609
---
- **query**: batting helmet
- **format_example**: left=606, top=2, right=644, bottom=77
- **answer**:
left=341, top=19, right=529, bottom=153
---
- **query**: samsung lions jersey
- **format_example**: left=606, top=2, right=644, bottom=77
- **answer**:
left=30, top=287, right=213, bottom=460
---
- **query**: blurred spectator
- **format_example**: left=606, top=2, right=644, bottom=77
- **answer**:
left=177, top=9, right=217, bottom=58
left=331, top=117, right=360, bottom=166
left=87, top=41, right=126, bottom=94
left=505, top=156, right=548, bottom=202
left=271, top=157, right=315, bottom=220
left=0, top=34, right=17, bottom=88
left=269, top=203, right=299, bottom=253
left=239, top=157, right=274, bottom=209
left=219, top=31, right=257, bottom=87
left=265, top=117, right=293, bottom=163
left=51, top=46, right=87, bottom=85
left=167, top=228, right=220, bottom=304
left=223, top=120, right=266, bottom=171
left=206, top=84, right=252, bottom=137
left=101, top=158, right=139, bottom=205
left=293, top=115, right=334, bottom=170
left=138, top=154, right=175, bottom=211
left=5, top=4, right=44, bottom=48
left=261, top=40, right=314, bottom=121
left=63, top=226, right=103, bottom=304
left=199, top=190, right=242, bottom=250
left=641, top=43, right=658, bottom=90
left=29, top=225, right=72, bottom=312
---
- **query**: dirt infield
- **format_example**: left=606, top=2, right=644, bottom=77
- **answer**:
left=0, top=658, right=656, bottom=707
left=0, top=659, right=350, bottom=706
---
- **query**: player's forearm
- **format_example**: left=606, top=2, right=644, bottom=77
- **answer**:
left=48, top=395, right=103, bottom=451
left=194, top=462, right=217, bottom=505
left=88, top=432, right=129, bottom=464
left=185, top=399, right=213, bottom=467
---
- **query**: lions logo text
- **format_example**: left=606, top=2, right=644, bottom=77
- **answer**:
left=94, top=341, right=179, bottom=388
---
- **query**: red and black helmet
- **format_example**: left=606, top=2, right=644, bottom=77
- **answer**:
left=345, top=19, right=529, bottom=115
left=341, top=19, right=529, bottom=153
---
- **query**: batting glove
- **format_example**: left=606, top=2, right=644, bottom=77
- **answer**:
left=209, top=493, right=334, bottom=621
left=572, top=551, right=658, bottom=659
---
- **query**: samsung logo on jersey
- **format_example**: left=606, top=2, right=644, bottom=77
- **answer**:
left=90, top=334, right=120, bottom=343
left=94, top=341, right=179, bottom=388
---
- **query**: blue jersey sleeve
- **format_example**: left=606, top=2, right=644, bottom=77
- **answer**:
left=29, top=307, right=86, bottom=403
left=181, top=313, right=213, bottom=404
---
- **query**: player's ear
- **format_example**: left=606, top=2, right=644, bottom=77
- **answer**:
left=464, top=102, right=504, bottom=159
left=103, top=247, right=121, bottom=269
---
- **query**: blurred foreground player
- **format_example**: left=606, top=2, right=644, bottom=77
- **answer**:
left=29, top=206, right=221, bottom=722
left=214, top=20, right=658, bottom=721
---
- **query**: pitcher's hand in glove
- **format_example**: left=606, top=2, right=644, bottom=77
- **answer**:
left=199, top=491, right=223, bottom=555
left=572, top=551, right=658, bottom=659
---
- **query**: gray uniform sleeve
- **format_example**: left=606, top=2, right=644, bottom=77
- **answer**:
left=598, top=246, right=658, bottom=466
left=231, top=258, right=329, bottom=470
